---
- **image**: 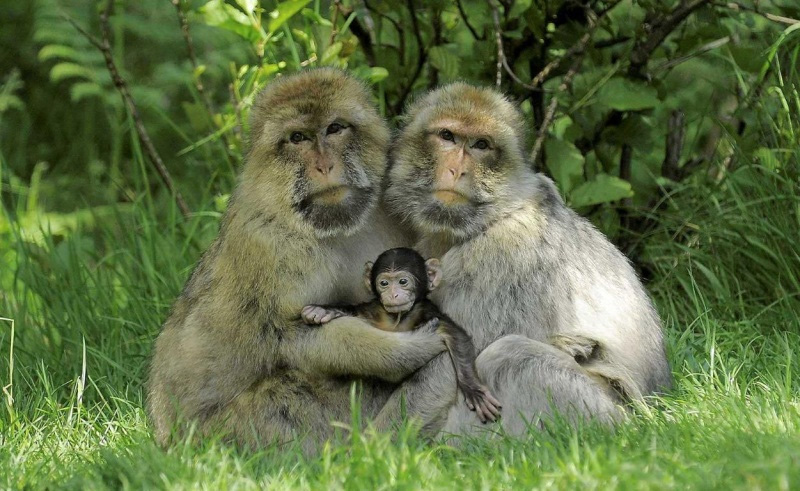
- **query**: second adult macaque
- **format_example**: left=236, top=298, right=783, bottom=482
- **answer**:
left=302, top=247, right=502, bottom=423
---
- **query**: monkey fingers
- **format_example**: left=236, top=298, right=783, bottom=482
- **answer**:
left=301, top=305, right=339, bottom=325
left=463, top=386, right=502, bottom=423
left=477, top=387, right=503, bottom=422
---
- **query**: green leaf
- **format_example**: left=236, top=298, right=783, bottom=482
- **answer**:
left=321, top=41, right=343, bottom=65
left=366, top=67, right=389, bottom=83
left=200, top=0, right=261, bottom=41
left=753, top=147, right=782, bottom=170
left=596, top=77, right=659, bottom=111
left=0, top=94, right=23, bottom=112
left=267, top=0, right=313, bottom=34
left=301, top=8, right=333, bottom=27
left=429, top=45, right=460, bottom=79
left=545, top=139, right=585, bottom=194
left=182, top=101, right=212, bottom=132
left=569, top=174, right=634, bottom=208
left=38, top=44, right=80, bottom=62
left=235, top=0, right=258, bottom=15
left=49, top=63, right=95, bottom=82
left=69, top=82, right=103, bottom=102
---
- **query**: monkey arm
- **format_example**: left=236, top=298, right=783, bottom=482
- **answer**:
left=301, top=301, right=377, bottom=325
left=281, top=317, right=447, bottom=383
left=419, top=304, right=502, bottom=422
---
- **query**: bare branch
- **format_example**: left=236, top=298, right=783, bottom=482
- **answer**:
left=653, top=36, right=730, bottom=72
left=171, top=0, right=236, bottom=168
left=488, top=0, right=544, bottom=91
left=628, top=0, right=712, bottom=79
left=490, top=0, right=620, bottom=92
left=334, top=4, right=377, bottom=66
left=61, top=13, right=103, bottom=50
left=530, top=56, right=585, bottom=167
left=456, top=0, right=482, bottom=40
left=392, top=0, right=427, bottom=115
left=713, top=1, right=799, bottom=25
left=70, top=0, right=191, bottom=217
left=662, top=110, right=685, bottom=181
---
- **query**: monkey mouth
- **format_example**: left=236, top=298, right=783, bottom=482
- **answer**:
left=311, top=185, right=351, bottom=204
left=383, top=301, right=414, bottom=313
left=433, top=189, right=470, bottom=206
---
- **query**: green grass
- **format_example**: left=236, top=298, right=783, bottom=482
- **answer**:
left=2, top=163, right=799, bottom=490
left=3, top=60, right=800, bottom=488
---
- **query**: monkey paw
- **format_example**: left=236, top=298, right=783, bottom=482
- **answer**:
left=416, top=318, right=441, bottom=335
left=301, top=305, right=339, bottom=325
left=462, top=385, right=502, bottom=424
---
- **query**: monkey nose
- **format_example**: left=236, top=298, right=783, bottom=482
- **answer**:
left=315, top=161, right=334, bottom=175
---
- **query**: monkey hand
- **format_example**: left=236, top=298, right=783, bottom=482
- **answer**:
left=301, top=305, right=342, bottom=325
left=416, top=318, right=448, bottom=347
left=462, top=384, right=502, bottom=424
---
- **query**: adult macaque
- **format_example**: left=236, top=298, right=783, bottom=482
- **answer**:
left=302, top=247, right=502, bottom=423
left=147, top=69, right=446, bottom=452
left=379, top=83, right=672, bottom=436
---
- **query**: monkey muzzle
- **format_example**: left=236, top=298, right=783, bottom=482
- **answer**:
left=383, top=301, right=414, bottom=314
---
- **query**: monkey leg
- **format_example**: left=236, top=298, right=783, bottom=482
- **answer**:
left=441, top=335, right=623, bottom=439
left=371, top=352, right=459, bottom=436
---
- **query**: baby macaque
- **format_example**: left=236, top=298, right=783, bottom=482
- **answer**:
left=302, top=247, right=502, bottom=423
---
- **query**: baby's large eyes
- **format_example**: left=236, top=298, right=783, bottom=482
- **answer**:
left=379, top=280, right=389, bottom=287
left=399, top=278, right=408, bottom=286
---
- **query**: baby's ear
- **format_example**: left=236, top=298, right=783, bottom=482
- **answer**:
left=363, top=261, right=374, bottom=293
left=425, top=258, right=442, bottom=291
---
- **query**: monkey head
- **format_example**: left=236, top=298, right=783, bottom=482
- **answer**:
left=386, top=83, right=528, bottom=239
left=364, top=248, right=442, bottom=313
left=242, top=68, right=390, bottom=238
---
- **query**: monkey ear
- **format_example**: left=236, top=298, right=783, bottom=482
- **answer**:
left=363, top=261, right=374, bottom=292
left=425, top=258, right=442, bottom=291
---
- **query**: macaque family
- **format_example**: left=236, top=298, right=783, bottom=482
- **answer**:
left=147, top=68, right=671, bottom=451
left=302, top=247, right=502, bottom=423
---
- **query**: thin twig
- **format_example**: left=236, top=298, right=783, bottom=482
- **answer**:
left=364, top=1, right=405, bottom=65
left=336, top=3, right=377, bottom=66
left=171, top=0, right=236, bottom=168
left=653, top=36, right=730, bottom=72
left=76, top=0, right=191, bottom=217
left=392, top=0, right=427, bottom=115
left=628, top=0, right=712, bottom=79
left=530, top=32, right=592, bottom=87
left=488, top=0, right=543, bottom=91
left=530, top=56, right=584, bottom=166
left=329, top=0, right=341, bottom=46
left=456, top=0, right=482, bottom=40
left=712, top=1, right=799, bottom=25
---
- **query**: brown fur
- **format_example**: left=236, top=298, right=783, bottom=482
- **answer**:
left=146, top=69, right=446, bottom=452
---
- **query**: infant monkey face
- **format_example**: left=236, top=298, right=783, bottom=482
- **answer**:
left=375, top=271, right=417, bottom=313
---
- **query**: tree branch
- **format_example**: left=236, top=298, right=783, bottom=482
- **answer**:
left=628, top=0, right=712, bottom=79
left=171, top=0, right=236, bottom=168
left=530, top=56, right=585, bottom=168
left=73, top=0, right=190, bottom=217
left=392, top=0, right=427, bottom=115
left=488, top=0, right=545, bottom=91
left=712, top=1, right=800, bottom=25
left=456, top=0, right=483, bottom=40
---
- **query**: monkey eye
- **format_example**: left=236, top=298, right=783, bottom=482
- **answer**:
left=472, top=139, right=490, bottom=150
left=326, top=122, right=346, bottom=135
left=438, top=129, right=455, bottom=142
left=379, top=280, right=389, bottom=287
left=398, top=278, right=408, bottom=286
left=290, top=131, right=306, bottom=144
